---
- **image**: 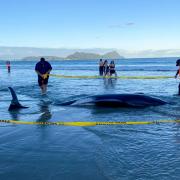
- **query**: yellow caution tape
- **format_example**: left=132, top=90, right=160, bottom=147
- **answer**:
left=0, top=119, right=180, bottom=126
left=49, top=74, right=173, bottom=80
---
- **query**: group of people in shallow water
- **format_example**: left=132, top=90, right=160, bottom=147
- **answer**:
left=34, top=58, right=118, bottom=94
left=34, top=57, right=180, bottom=96
left=99, top=59, right=117, bottom=77
left=6, top=57, right=180, bottom=95
left=33, top=57, right=180, bottom=95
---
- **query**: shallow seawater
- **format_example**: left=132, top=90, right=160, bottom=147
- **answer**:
left=0, top=58, right=180, bottom=180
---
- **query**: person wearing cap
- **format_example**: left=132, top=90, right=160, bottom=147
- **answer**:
left=35, top=57, right=52, bottom=94
left=175, top=59, right=180, bottom=95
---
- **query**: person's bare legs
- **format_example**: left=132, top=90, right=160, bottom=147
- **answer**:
left=43, top=85, right=47, bottom=94
left=40, top=85, right=47, bottom=94
left=40, top=86, right=44, bottom=94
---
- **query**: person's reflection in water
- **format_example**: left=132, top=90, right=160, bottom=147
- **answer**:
left=9, top=110, right=20, bottom=121
left=37, top=105, right=52, bottom=122
left=103, top=78, right=117, bottom=89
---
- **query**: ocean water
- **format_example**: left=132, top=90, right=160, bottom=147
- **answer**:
left=0, top=58, right=180, bottom=180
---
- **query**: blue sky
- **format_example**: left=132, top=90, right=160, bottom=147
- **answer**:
left=0, top=0, right=180, bottom=50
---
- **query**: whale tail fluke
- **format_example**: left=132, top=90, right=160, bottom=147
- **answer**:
left=8, top=87, right=28, bottom=111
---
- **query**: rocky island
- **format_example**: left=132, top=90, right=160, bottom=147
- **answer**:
left=22, top=51, right=125, bottom=60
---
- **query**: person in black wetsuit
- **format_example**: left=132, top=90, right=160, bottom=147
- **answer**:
left=175, top=59, right=180, bottom=95
left=99, top=59, right=104, bottom=76
left=35, top=57, right=52, bottom=94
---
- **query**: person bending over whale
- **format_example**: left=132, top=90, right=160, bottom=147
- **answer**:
left=35, top=57, right=52, bottom=94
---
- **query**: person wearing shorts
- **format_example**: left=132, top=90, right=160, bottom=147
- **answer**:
left=35, top=57, right=52, bottom=94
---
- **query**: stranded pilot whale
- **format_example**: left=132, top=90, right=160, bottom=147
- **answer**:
left=58, top=94, right=167, bottom=107
left=8, top=87, right=167, bottom=109
left=8, top=87, right=28, bottom=111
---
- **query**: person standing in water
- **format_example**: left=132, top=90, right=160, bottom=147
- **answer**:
left=103, top=60, right=109, bottom=76
left=175, top=59, right=180, bottom=95
left=6, top=61, right=11, bottom=73
left=99, top=59, right=104, bottom=76
left=109, top=60, right=117, bottom=77
left=35, top=57, right=52, bottom=94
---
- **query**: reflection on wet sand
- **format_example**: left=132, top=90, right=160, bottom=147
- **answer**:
left=9, top=110, right=20, bottom=120
left=103, top=78, right=117, bottom=89
left=37, top=105, right=52, bottom=122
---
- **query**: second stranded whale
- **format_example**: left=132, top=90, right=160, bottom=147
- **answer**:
left=8, top=87, right=167, bottom=111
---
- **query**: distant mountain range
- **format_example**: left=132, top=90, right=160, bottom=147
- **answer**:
left=22, top=51, right=124, bottom=60
left=0, top=46, right=180, bottom=59
left=0, top=46, right=122, bottom=60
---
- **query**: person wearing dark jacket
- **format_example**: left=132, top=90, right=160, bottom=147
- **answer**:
left=35, top=57, right=52, bottom=94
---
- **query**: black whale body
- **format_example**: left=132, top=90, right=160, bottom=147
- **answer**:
left=59, top=94, right=167, bottom=107
left=8, top=87, right=167, bottom=110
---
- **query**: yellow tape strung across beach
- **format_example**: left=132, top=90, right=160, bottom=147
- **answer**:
left=0, top=119, right=180, bottom=126
left=49, top=74, right=173, bottom=80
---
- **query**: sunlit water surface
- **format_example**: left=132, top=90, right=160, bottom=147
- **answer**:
left=0, top=58, right=180, bottom=180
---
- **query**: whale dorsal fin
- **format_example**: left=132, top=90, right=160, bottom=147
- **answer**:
left=8, top=87, right=19, bottom=104
left=8, top=87, right=28, bottom=111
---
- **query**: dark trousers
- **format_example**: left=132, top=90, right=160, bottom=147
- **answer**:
left=178, top=83, right=180, bottom=95
left=99, top=66, right=104, bottom=76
